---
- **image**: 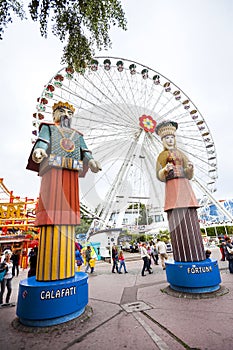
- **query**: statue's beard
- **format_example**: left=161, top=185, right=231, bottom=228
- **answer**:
left=60, top=116, right=71, bottom=128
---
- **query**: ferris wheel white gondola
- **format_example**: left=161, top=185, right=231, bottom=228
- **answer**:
left=31, top=57, right=218, bottom=225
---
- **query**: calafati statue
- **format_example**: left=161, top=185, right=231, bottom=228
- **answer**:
left=155, top=120, right=205, bottom=262
left=27, top=101, right=101, bottom=281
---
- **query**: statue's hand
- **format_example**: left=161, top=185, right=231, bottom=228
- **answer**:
left=187, top=162, right=193, bottom=170
left=32, top=148, right=48, bottom=163
left=165, top=163, right=173, bottom=172
left=88, top=159, right=102, bottom=173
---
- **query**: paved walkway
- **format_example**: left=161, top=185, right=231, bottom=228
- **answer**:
left=0, top=247, right=232, bottom=350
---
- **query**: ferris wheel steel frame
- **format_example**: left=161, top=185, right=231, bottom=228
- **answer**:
left=31, top=56, right=229, bottom=227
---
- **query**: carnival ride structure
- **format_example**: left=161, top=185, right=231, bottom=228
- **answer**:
left=0, top=178, right=38, bottom=233
left=0, top=178, right=39, bottom=263
left=31, top=57, right=233, bottom=232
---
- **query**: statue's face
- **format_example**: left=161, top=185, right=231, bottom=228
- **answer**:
left=53, top=107, right=73, bottom=127
left=162, top=135, right=176, bottom=149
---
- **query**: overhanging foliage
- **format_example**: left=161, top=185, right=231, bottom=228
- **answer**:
left=0, top=0, right=127, bottom=70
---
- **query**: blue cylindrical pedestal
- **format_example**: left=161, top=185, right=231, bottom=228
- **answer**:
left=165, top=259, right=221, bottom=293
left=16, top=272, right=88, bottom=327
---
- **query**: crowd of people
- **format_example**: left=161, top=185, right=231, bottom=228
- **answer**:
left=111, top=246, right=128, bottom=274
left=1, top=236, right=233, bottom=306
left=0, top=246, right=39, bottom=306
left=0, top=242, right=98, bottom=306
left=75, top=243, right=97, bottom=274
left=111, top=236, right=233, bottom=276
left=111, top=239, right=169, bottom=276
left=139, top=239, right=168, bottom=276
left=0, top=238, right=170, bottom=306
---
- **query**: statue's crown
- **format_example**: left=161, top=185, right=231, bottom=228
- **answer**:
left=52, top=101, right=75, bottom=113
left=155, top=120, right=178, bottom=139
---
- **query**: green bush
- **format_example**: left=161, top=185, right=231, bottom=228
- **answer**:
left=201, top=225, right=232, bottom=237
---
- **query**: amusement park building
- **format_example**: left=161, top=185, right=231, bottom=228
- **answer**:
left=107, top=199, right=233, bottom=233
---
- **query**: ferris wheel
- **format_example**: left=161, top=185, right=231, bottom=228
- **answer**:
left=32, top=56, right=219, bottom=227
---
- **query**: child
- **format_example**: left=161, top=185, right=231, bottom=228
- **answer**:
left=89, top=251, right=97, bottom=273
left=118, top=250, right=128, bottom=274
left=75, top=248, right=84, bottom=272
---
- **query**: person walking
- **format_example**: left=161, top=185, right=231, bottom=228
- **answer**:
left=149, top=242, right=156, bottom=265
left=118, top=250, right=128, bottom=274
left=28, top=247, right=38, bottom=277
left=111, top=245, right=119, bottom=273
left=147, top=244, right=152, bottom=271
left=84, top=246, right=92, bottom=273
left=156, top=239, right=168, bottom=270
left=140, top=243, right=152, bottom=276
left=0, top=250, right=13, bottom=305
left=11, top=250, right=20, bottom=277
left=89, top=250, right=97, bottom=274
left=21, top=250, right=28, bottom=270
left=219, top=238, right=226, bottom=261
left=225, top=237, right=233, bottom=273
left=75, top=247, right=84, bottom=272
left=153, top=243, right=159, bottom=265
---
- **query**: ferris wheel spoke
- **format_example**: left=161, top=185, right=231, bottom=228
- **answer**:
left=93, top=69, right=135, bottom=117
left=179, top=143, right=212, bottom=162
left=62, top=83, right=135, bottom=127
left=160, top=102, right=184, bottom=119
left=156, top=93, right=175, bottom=116
left=60, top=78, right=130, bottom=127
left=85, top=130, right=134, bottom=143
left=97, top=144, right=140, bottom=220
left=141, top=146, right=164, bottom=208
left=33, top=57, right=219, bottom=222
left=171, top=111, right=191, bottom=123
left=179, top=142, right=208, bottom=156
left=76, top=110, right=137, bottom=130
left=149, top=87, right=165, bottom=114
left=92, top=139, right=133, bottom=163
left=83, top=73, right=138, bottom=125
left=80, top=141, right=134, bottom=204
left=124, top=72, right=145, bottom=118
left=87, top=69, right=144, bottom=125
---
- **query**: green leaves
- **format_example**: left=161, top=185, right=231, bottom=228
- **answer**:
left=0, top=0, right=127, bottom=70
left=0, top=0, right=26, bottom=39
left=62, top=34, right=92, bottom=70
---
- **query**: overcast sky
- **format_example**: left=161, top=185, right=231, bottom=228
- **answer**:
left=0, top=0, right=232, bottom=202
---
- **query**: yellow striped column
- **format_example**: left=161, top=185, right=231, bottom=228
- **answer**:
left=36, top=225, right=75, bottom=281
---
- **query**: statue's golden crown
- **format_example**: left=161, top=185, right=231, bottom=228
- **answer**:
left=52, top=101, right=75, bottom=113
